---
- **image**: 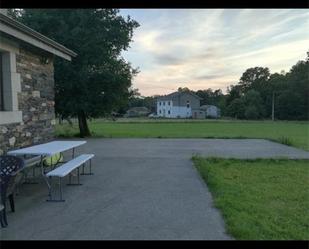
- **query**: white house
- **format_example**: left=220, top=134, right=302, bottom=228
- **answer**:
left=156, top=91, right=202, bottom=118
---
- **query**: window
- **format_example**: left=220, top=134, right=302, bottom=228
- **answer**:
left=163, top=101, right=165, bottom=106
left=168, top=101, right=170, bottom=106
left=168, top=110, right=170, bottom=114
left=0, top=53, right=3, bottom=111
left=0, top=49, right=22, bottom=125
left=186, top=100, right=190, bottom=108
left=159, top=110, right=161, bottom=114
left=159, top=102, right=161, bottom=106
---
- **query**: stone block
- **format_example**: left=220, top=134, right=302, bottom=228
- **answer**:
left=9, top=137, right=16, bottom=146
left=25, top=73, right=32, bottom=79
left=1, top=126, right=8, bottom=134
left=32, top=91, right=40, bottom=98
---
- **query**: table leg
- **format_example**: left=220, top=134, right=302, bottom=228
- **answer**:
left=40, top=155, right=52, bottom=201
left=22, top=155, right=39, bottom=184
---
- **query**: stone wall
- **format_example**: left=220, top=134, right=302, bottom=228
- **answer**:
left=0, top=47, right=56, bottom=155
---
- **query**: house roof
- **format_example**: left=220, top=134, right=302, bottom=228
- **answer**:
left=0, top=12, right=77, bottom=61
left=157, top=91, right=202, bottom=101
left=127, top=107, right=150, bottom=112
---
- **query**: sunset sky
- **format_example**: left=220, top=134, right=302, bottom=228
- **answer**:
left=119, top=9, right=309, bottom=96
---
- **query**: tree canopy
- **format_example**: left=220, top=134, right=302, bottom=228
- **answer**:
left=223, top=52, right=309, bottom=120
left=11, top=9, right=139, bottom=136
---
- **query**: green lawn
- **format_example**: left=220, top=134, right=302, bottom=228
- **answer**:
left=55, top=119, right=309, bottom=150
left=192, top=157, right=309, bottom=240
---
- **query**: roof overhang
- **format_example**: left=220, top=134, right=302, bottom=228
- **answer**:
left=0, top=13, right=77, bottom=61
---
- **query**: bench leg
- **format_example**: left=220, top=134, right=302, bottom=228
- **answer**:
left=46, top=177, right=65, bottom=202
left=80, top=160, right=94, bottom=175
left=67, top=168, right=82, bottom=186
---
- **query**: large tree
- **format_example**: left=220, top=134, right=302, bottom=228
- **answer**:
left=12, top=9, right=139, bottom=136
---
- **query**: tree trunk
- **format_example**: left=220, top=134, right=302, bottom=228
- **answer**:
left=77, top=111, right=91, bottom=137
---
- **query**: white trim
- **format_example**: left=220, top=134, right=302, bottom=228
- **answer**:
left=0, top=111, right=22, bottom=124
left=0, top=13, right=76, bottom=60
left=0, top=23, right=72, bottom=61
left=0, top=40, right=22, bottom=124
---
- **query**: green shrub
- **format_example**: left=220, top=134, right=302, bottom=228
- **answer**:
left=244, top=105, right=259, bottom=120
left=277, top=136, right=293, bottom=146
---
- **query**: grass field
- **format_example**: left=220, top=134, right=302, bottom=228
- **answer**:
left=55, top=118, right=309, bottom=150
left=192, top=157, right=309, bottom=240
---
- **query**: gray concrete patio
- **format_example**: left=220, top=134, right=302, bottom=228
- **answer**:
left=1, top=138, right=309, bottom=240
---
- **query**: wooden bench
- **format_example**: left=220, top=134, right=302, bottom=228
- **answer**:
left=45, top=154, right=94, bottom=202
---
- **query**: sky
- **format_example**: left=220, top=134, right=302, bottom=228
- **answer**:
left=119, top=9, right=309, bottom=96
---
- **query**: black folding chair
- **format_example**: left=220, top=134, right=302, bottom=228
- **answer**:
left=0, top=155, right=24, bottom=227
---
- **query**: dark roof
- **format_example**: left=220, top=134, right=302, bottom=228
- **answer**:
left=157, top=91, right=202, bottom=101
left=127, top=107, right=150, bottom=112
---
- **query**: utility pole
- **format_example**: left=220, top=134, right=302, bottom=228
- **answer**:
left=272, top=92, right=275, bottom=121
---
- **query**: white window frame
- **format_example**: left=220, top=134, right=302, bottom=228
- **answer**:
left=186, top=100, right=190, bottom=108
left=0, top=38, right=22, bottom=125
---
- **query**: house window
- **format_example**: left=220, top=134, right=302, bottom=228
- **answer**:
left=168, top=101, right=170, bottom=105
left=159, top=110, right=161, bottom=114
left=0, top=49, right=22, bottom=125
left=168, top=110, right=170, bottom=114
left=159, top=102, right=161, bottom=106
left=0, top=53, right=3, bottom=111
left=186, top=100, right=190, bottom=108
left=163, top=101, right=165, bottom=106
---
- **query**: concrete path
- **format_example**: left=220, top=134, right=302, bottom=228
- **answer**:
left=1, top=139, right=308, bottom=240
left=81, top=138, right=309, bottom=159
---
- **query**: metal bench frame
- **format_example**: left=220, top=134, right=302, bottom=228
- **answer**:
left=45, top=154, right=94, bottom=202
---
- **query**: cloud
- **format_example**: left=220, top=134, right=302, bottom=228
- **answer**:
left=154, top=54, right=185, bottom=65
left=194, top=73, right=227, bottom=80
left=120, top=9, right=309, bottom=96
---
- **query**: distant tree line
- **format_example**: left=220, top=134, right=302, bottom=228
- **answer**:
left=222, top=52, right=308, bottom=120
left=127, top=52, right=308, bottom=120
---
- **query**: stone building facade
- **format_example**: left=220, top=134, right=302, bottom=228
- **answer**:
left=0, top=10, right=76, bottom=154
left=0, top=47, right=55, bottom=154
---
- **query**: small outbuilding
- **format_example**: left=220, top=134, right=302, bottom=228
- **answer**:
left=200, top=105, right=221, bottom=118
left=124, top=107, right=150, bottom=117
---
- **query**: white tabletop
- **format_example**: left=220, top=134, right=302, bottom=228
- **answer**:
left=7, top=140, right=86, bottom=156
